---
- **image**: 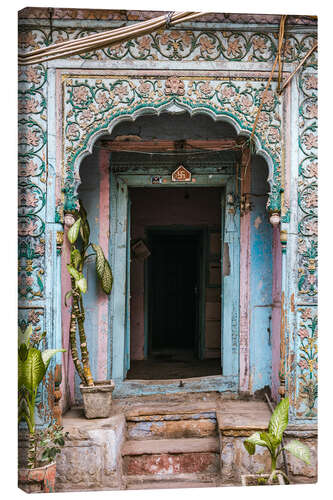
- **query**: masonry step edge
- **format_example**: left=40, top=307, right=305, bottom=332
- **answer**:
left=122, top=436, right=220, bottom=456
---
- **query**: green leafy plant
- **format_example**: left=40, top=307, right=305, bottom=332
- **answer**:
left=18, top=323, right=66, bottom=468
left=244, top=397, right=311, bottom=483
left=27, top=423, right=69, bottom=469
left=65, top=201, right=113, bottom=387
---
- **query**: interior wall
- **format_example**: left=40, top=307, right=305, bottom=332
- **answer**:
left=129, top=187, right=222, bottom=361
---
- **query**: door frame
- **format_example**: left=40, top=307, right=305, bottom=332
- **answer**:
left=110, top=170, right=240, bottom=397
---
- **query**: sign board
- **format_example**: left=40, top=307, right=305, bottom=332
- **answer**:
left=171, top=165, right=191, bottom=182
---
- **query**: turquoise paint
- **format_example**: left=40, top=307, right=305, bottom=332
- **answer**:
left=250, top=156, right=273, bottom=393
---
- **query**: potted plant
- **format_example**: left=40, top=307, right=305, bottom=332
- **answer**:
left=18, top=323, right=67, bottom=492
left=242, top=397, right=311, bottom=486
left=65, top=201, right=114, bottom=418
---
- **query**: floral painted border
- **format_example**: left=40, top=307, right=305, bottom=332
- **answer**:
left=63, top=74, right=282, bottom=212
left=18, top=64, right=47, bottom=300
left=19, top=27, right=317, bottom=65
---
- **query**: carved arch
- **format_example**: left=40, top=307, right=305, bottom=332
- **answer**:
left=62, top=75, right=282, bottom=212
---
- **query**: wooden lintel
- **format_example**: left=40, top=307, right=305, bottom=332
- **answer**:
left=100, top=138, right=240, bottom=153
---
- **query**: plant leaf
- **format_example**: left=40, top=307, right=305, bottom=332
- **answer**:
left=91, top=243, right=105, bottom=280
left=67, top=217, right=81, bottom=244
left=41, top=349, right=66, bottom=372
left=101, top=259, right=113, bottom=295
left=284, top=440, right=311, bottom=465
left=259, top=431, right=277, bottom=455
left=244, top=432, right=268, bottom=455
left=80, top=219, right=90, bottom=246
left=18, top=348, right=46, bottom=393
left=18, top=323, right=33, bottom=347
left=77, top=276, right=87, bottom=294
left=18, top=343, right=28, bottom=362
left=71, top=249, right=82, bottom=269
left=67, top=264, right=80, bottom=282
left=64, top=290, right=72, bottom=307
left=268, top=397, right=289, bottom=443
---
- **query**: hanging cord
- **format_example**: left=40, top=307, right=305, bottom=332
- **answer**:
left=277, top=42, right=318, bottom=95
left=165, top=11, right=175, bottom=29
left=265, top=393, right=290, bottom=478
left=250, top=15, right=287, bottom=142
left=18, top=11, right=207, bottom=65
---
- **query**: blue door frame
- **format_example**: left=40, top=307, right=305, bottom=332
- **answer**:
left=110, top=170, right=240, bottom=397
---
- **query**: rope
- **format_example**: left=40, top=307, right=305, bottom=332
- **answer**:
left=18, top=11, right=207, bottom=65
left=277, top=42, right=318, bottom=94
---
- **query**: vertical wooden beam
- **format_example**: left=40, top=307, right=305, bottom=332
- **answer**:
left=97, top=149, right=110, bottom=380
left=239, top=146, right=251, bottom=393
left=271, top=226, right=282, bottom=401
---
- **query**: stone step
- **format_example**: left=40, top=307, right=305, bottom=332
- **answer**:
left=125, top=473, right=221, bottom=489
left=122, top=436, right=219, bottom=456
left=127, top=412, right=217, bottom=440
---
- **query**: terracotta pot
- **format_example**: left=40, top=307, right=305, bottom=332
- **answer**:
left=18, top=461, right=57, bottom=493
left=80, top=379, right=115, bottom=419
left=241, top=472, right=286, bottom=486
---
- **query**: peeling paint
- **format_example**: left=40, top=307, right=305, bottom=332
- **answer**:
left=254, top=216, right=262, bottom=229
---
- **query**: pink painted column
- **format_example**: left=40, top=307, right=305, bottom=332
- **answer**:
left=97, top=149, right=110, bottom=380
left=271, top=226, right=282, bottom=401
left=61, top=237, right=75, bottom=408
left=239, top=146, right=251, bottom=393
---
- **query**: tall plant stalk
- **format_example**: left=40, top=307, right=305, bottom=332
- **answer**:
left=65, top=201, right=113, bottom=387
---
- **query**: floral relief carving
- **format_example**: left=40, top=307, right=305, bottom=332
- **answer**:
left=296, top=308, right=318, bottom=418
left=18, top=63, right=47, bottom=300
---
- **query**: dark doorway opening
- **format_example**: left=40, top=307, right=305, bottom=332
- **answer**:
left=149, top=231, right=200, bottom=355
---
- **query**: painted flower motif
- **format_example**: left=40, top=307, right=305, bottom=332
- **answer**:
left=18, top=220, right=38, bottom=236
left=258, top=111, right=270, bottom=124
left=262, top=90, right=274, bottom=107
left=240, top=95, right=252, bottom=111
left=78, top=109, right=94, bottom=125
left=199, top=82, right=213, bottom=95
left=19, top=31, right=38, bottom=48
left=283, top=39, right=294, bottom=57
left=28, top=310, right=41, bottom=324
left=220, top=86, right=235, bottom=99
left=96, top=91, right=109, bottom=109
left=24, top=67, right=41, bottom=84
left=138, top=82, right=151, bottom=95
left=301, top=308, right=313, bottom=321
left=181, top=32, right=192, bottom=47
left=54, top=35, right=66, bottom=45
left=109, top=42, right=124, bottom=55
left=298, top=240, right=307, bottom=254
left=307, top=162, right=318, bottom=177
left=306, top=219, right=318, bottom=235
left=72, top=86, right=90, bottom=105
left=137, top=36, right=151, bottom=52
left=252, top=36, right=267, bottom=53
left=306, top=103, right=317, bottom=119
left=164, top=77, right=185, bottom=96
left=303, top=132, right=317, bottom=150
left=19, top=191, right=38, bottom=207
left=19, top=160, right=38, bottom=177
left=114, top=85, right=129, bottom=99
left=308, top=274, right=317, bottom=285
left=34, top=242, right=45, bottom=255
left=298, top=359, right=309, bottom=371
left=19, top=98, right=40, bottom=114
left=66, top=124, right=80, bottom=141
left=227, top=38, right=242, bottom=57
left=268, top=127, right=280, bottom=142
left=199, top=35, right=215, bottom=55
left=298, top=328, right=309, bottom=340
left=160, top=32, right=170, bottom=45
left=305, top=191, right=317, bottom=208
left=305, top=75, right=317, bottom=90
left=25, top=129, right=40, bottom=147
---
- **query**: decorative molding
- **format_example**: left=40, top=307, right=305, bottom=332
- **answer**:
left=62, top=73, right=282, bottom=212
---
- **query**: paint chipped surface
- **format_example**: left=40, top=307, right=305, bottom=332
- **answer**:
left=254, top=216, right=262, bottom=229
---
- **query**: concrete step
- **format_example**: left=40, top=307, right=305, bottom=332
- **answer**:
left=126, top=411, right=218, bottom=440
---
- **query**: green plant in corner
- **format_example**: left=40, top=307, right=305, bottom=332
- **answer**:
left=18, top=323, right=66, bottom=468
left=27, top=423, right=69, bottom=469
left=65, top=200, right=113, bottom=387
left=243, top=397, right=311, bottom=484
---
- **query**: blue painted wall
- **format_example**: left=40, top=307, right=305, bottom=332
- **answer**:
left=250, top=156, right=273, bottom=393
